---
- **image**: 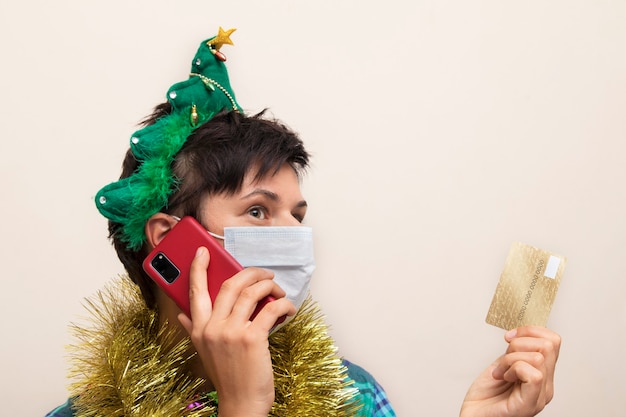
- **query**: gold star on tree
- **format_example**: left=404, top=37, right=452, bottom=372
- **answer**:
left=207, top=27, right=236, bottom=51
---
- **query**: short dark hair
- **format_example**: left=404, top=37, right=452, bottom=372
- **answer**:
left=109, top=104, right=310, bottom=308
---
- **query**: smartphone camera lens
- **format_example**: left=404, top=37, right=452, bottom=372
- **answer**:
left=151, top=252, right=180, bottom=283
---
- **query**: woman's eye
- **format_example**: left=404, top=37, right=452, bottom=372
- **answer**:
left=248, top=206, right=267, bottom=219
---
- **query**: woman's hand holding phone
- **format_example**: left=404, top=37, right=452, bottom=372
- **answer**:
left=177, top=247, right=297, bottom=417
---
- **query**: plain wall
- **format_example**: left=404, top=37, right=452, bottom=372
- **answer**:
left=1, top=1, right=625, bottom=416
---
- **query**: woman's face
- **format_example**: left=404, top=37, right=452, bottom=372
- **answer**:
left=198, top=163, right=308, bottom=236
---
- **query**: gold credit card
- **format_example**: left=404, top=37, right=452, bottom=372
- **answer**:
left=486, top=242, right=566, bottom=330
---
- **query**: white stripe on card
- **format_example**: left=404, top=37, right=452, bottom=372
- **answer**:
left=544, top=256, right=561, bottom=279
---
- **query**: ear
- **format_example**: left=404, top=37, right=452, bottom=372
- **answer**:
left=145, top=213, right=178, bottom=250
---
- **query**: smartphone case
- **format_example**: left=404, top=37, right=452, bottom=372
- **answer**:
left=142, top=216, right=244, bottom=317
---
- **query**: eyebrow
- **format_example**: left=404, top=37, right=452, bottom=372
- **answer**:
left=240, top=189, right=308, bottom=208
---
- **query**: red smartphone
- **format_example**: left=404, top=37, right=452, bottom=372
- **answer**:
left=142, top=216, right=282, bottom=326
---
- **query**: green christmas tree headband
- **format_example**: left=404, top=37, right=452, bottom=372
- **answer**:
left=95, top=27, right=242, bottom=251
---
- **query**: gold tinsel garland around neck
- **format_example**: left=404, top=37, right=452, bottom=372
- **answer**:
left=67, top=276, right=361, bottom=417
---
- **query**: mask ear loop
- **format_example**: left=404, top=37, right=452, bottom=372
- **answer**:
left=208, top=231, right=225, bottom=240
left=169, top=215, right=225, bottom=240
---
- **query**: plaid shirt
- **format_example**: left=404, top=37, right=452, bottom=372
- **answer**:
left=344, top=359, right=397, bottom=417
left=46, top=360, right=396, bottom=417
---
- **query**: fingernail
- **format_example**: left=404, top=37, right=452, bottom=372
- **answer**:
left=506, top=328, right=517, bottom=339
left=195, top=247, right=206, bottom=257
left=491, top=365, right=504, bottom=380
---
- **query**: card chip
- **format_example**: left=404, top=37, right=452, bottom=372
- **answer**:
left=544, top=255, right=561, bottom=279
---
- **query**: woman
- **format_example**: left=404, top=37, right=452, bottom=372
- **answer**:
left=46, top=28, right=559, bottom=417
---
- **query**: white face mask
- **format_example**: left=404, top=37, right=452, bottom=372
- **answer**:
left=209, top=226, right=316, bottom=330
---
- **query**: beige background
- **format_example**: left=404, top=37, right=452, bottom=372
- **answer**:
left=1, top=1, right=625, bottom=416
